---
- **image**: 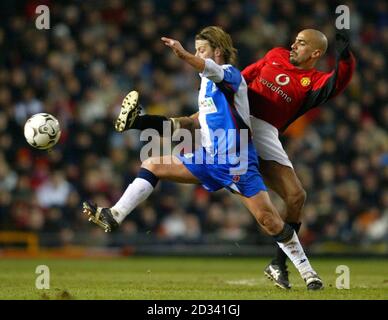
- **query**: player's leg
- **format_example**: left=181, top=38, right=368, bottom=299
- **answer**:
left=114, top=90, right=197, bottom=135
left=260, top=159, right=306, bottom=223
left=114, top=90, right=170, bottom=133
left=237, top=190, right=322, bottom=290
left=250, top=117, right=306, bottom=288
left=83, top=155, right=199, bottom=232
left=260, top=159, right=306, bottom=288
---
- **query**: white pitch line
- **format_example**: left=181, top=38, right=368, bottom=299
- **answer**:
left=225, top=279, right=261, bottom=286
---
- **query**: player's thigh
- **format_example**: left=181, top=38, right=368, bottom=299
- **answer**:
left=259, top=159, right=304, bottom=200
left=141, top=155, right=200, bottom=184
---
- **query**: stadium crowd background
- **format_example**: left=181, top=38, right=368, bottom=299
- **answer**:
left=0, top=0, right=387, bottom=251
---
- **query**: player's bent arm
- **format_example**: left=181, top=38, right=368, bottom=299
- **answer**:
left=279, top=51, right=355, bottom=132
left=308, top=51, right=355, bottom=106
left=333, top=51, right=356, bottom=96
left=178, top=51, right=206, bottom=73
left=161, top=37, right=205, bottom=72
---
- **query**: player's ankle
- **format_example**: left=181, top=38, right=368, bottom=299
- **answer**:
left=110, top=208, right=124, bottom=224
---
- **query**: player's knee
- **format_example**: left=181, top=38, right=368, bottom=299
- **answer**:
left=258, top=209, right=283, bottom=235
left=141, top=158, right=158, bottom=174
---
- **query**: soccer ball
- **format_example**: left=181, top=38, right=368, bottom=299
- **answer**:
left=24, top=113, right=61, bottom=150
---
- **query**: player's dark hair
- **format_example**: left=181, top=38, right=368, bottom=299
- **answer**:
left=195, top=26, right=238, bottom=65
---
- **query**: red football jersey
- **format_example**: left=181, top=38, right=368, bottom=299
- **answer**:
left=242, top=47, right=356, bottom=132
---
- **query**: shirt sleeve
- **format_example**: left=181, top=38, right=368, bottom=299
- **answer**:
left=241, top=58, right=266, bottom=85
left=311, top=52, right=356, bottom=99
left=202, top=58, right=242, bottom=92
left=299, top=51, right=356, bottom=113
left=279, top=52, right=356, bottom=132
left=242, top=48, right=288, bottom=85
left=201, top=58, right=225, bottom=83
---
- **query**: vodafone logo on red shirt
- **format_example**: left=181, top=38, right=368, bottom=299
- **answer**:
left=275, top=73, right=290, bottom=86
left=258, top=75, right=292, bottom=103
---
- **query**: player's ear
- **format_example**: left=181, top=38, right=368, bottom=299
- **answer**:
left=214, top=47, right=222, bottom=58
left=311, top=49, right=322, bottom=59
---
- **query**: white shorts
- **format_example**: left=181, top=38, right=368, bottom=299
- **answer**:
left=250, top=117, right=294, bottom=168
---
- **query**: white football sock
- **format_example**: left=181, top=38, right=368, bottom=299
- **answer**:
left=111, top=178, right=154, bottom=224
left=277, top=231, right=315, bottom=278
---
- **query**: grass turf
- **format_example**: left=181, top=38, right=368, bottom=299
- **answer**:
left=0, top=257, right=387, bottom=300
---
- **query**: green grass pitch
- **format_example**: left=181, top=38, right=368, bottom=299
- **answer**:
left=0, top=257, right=387, bottom=299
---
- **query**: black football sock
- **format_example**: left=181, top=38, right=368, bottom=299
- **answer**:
left=131, top=115, right=170, bottom=135
left=272, top=222, right=301, bottom=267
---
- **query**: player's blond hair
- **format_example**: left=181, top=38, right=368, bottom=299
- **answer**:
left=195, top=26, right=238, bottom=65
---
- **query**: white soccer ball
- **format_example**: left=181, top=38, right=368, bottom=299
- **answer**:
left=24, top=113, right=61, bottom=150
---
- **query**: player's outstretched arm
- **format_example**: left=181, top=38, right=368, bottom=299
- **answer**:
left=335, top=30, right=351, bottom=60
left=161, top=37, right=205, bottom=72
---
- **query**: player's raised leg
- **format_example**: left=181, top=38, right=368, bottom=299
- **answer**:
left=115, top=90, right=141, bottom=132
left=114, top=90, right=174, bottom=134
left=83, top=155, right=199, bottom=232
left=237, top=190, right=323, bottom=290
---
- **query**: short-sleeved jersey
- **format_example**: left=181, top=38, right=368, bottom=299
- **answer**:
left=177, top=58, right=266, bottom=197
left=242, top=47, right=356, bottom=132
left=198, top=58, right=252, bottom=159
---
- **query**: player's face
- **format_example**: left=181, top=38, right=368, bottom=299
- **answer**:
left=195, top=40, right=215, bottom=60
left=290, top=33, right=315, bottom=66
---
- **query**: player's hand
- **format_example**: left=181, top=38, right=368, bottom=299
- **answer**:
left=161, top=37, right=186, bottom=59
left=335, top=29, right=350, bottom=59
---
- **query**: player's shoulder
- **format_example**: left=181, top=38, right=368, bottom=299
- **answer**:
left=266, top=47, right=290, bottom=59
left=309, top=68, right=331, bottom=82
left=222, top=64, right=242, bottom=76
left=222, top=64, right=240, bottom=72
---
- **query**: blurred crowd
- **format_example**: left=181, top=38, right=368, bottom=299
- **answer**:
left=0, top=0, right=387, bottom=248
